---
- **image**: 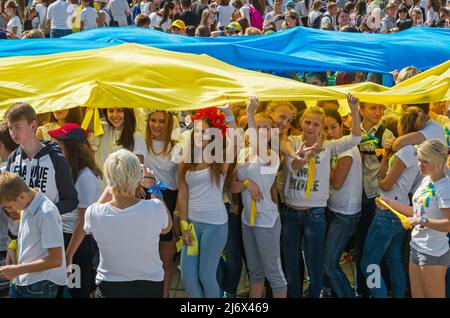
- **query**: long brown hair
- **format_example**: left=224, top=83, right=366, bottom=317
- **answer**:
left=180, top=120, right=227, bottom=187
left=398, top=107, right=428, bottom=136
left=104, top=108, right=137, bottom=151
left=59, top=138, right=103, bottom=183
left=145, top=111, right=176, bottom=156
left=50, top=107, right=83, bottom=125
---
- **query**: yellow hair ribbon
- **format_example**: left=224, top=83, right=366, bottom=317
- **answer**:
left=180, top=220, right=198, bottom=256
left=375, top=197, right=412, bottom=230
left=305, top=158, right=315, bottom=201
left=81, top=107, right=104, bottom=136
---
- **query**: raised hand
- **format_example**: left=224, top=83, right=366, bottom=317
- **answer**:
left=246, top=96, right=259, bottom=114
left=347, top=93, right=360, bottom=114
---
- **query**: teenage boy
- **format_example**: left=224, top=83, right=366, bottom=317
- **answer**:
left=355, top=101, right=395, bottom=298
left=4, top=103, right=78, bottom=214
left=0, top=172, right=67, bottom=298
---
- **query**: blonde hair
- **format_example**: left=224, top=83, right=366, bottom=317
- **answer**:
left=300, top=106, right=325, bottom=124
left=0, top=171, right=29, bottom=203
left=398, top=107, right=428, bottom=136
left=245, top=27, right=262, bottom=35
left=103, top=149, right=142, bottom=194
left=396, top=66, right=420, bottom=84
left=416, top=139, right=448, bottom=167
left=265, top=101, right=297, bottom=117
left=313, top=0, right=322, bottom=10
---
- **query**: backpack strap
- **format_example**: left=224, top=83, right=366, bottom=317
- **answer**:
left=102, top=8, right=114, bottom=26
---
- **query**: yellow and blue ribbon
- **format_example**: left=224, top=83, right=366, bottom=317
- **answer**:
left=423, top=183, right=436, bottom=208
left=147, top=180, right=168, bottom=199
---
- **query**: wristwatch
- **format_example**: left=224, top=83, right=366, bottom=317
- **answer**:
left=419, top=216, right=428, bottom=229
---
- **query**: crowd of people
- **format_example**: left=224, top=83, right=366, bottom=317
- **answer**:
left=0, top=0, right=449, bottom=39
left=0, top=0, right=449, bottom=300
left=0, top=71, right=448, bottom=298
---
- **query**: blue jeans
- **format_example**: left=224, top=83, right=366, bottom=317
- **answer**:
left=9, top=280, right=59, bottom=298
left=354, top=192, right=376, bottom=297
left=181, top=221, right=228, bottom=298
left=323, top=211, right=360, bottom=298
left=217, top=204, right=243, bottom=297
left=360, top=208, right=406, bottom=298
left=50, top=29, right=72, bottom=38
left=281, top=207, right=326, bottom=298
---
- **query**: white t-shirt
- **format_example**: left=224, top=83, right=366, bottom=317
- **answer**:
left=92, top=123, right=149, bottom=177
left=217, top=5, right=234, bottom=28
left=140, top=1, right=151, bottom=15
left=46, top=0, right=73, bottom=30
left=295, top=1, right=308, bottom=17
left=328, top=146, right=363, bottom=215
left=240, top=5, right=251, bottom=26
left=31, top=3, right=47, bottom=29
left=284, top=134, right=361, bottom=208
left=80, top=7, right=98, bottom=29
left=149, top=12, right=172, bottom=32
left=308, top=10, right=322, bottom=27
left=7, top=16, right=22, bottom=37
left=320, top=12, right=336, bottom=28
left=100, top=8, right=111, bottom=27
left=84, top=200, right=168, bottom=283
left=237, top=148, right=280, bottom=228
left=145, top=141, right=180, bottom=190
left=419, top=119, right=446, bottom=144
left=380, top=145, right=419, bottom=205
left=185, top=168, right=228, bottom=225
left=61, top=168, right=102, bottom=234
left=264, top=11, right=283, bottom=30
left=426, top=7, right=438, bottom=25
left=15, top=191, right=67, bottom=287
left=108, top=0, right=130, bottom=27
left=410, top=176, right=450, bottom=257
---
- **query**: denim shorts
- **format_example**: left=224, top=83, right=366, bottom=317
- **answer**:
left=410, top=248, right=450, bottom=267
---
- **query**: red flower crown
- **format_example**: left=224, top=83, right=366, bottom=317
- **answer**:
left=193, top=107, right=228, bottom=137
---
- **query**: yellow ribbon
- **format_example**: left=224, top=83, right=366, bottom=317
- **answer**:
left=180, top=220, right=198, bottom=256
left=376, top=197, right=412, bottom=230
left=243, top=179, right=259, bottom=226
left=249, top=199, right=258, bottom=226
left=81, top=107, right=104, bottom=136
left=305, top=158, right=315, bottom=201
left=7, top=239, right=17, bottom=251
